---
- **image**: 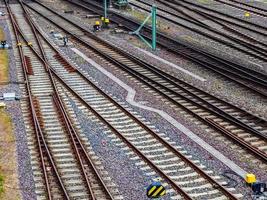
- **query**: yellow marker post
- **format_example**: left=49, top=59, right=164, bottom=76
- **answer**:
left=152, top=186, right=164, bottom=197
left=245, top=12, right=250, bottom=17
left=17, top=42, right=22, bottom=47
left=146, top=181, right=166, bottom=198
left=0, top=102, right=6, bottom=109
left=147, top=186, right=157, bottom=196
left=104, top=18, right=110, bottom=24
left=245, top=174, right=256, bottom=184
left=27, top=42, right=32, bottom=46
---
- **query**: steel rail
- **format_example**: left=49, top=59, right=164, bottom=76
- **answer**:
left=49, top=44, right=240, bottom=200
left=135, top=0, right=267, bottom=49
left=112, top=58, right=267, bottom=141
left=53, top=81, right=192, bottom=200
left=61, top=0, right=267, bottom=96
left=52, top=93, right=115, bottom=200
left=162, top=0, right=267, bottom=81
left=132, top=0, right=210, bottom=28
left=20, top=4, right=98, bottom=198
left=18, top=9, right=192, bottom=200
left=169, top=0, right=267, bottom=30
left=83, top=0, right=267, bottom=83
left=212, top=0, right=267, bottom=18
left=229, top=0, right=267, bottom=13
left=4, top=1, right=70, bottom=199
left=131, top=0, right=267, bottom=59
left=35, top=0, right=267, bottom=88
left=24, top=0, right=267, bottom=127
left=24, top=0, right=267, bottom=162
left=21, top=1, right=241, bottom=199
left=104, top=62, right=267, bottom=162
left=17, top=2, right=195, bottom=198
left=15, top=1, right=116, bottom=199
left=52, top=95, right=96, bottom=200
left=162, top=0, right=267, bottom=37
left=206, top=118, right=267, bottom=162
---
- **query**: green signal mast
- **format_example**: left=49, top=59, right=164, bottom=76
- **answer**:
left=104, top=0, right=108, bottom=19
left=130, top=5, right=157, bottom=50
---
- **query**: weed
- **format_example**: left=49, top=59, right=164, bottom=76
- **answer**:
left=0, top=174, right=4, bottom=196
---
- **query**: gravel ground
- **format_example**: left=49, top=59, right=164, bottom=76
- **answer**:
left=40, top=0, right=267, bottom=72
left=30, top=15, right=257, bottom=198
left=5, top=101, right=37, bottom=200
left=239, top=0, right=267, bottom=9
left=34, top=0, right=267, bottom=119
left=97, top=32, right=267, bottom=119
left=0, top=11, right=37, bottom=200
left=67, top=96, right=172, bottom=200
left=0, top=23, right=21, bottom=97
left=25, top=1, right=267, bottom=198
left=32, top=2, right=267, bottom=181
left=51, top=41, right=267, bottom=198
left=129, top=0, right=267, bottom=49
left=57, top=48, right=250, bottom=198
left=119, top=0, right=267, bottom=71
left=61, top=44, right=264, bottom=198
left=183, top=0, right=267, bottom=27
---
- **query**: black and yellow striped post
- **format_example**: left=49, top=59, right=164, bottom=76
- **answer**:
left=146, top=181, right=166, bottom=198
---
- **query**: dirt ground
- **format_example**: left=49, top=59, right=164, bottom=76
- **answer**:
left=0, top=27, right=8, bottom=83
left=0, top=27, right=20, bottom=199
left=0, top=109, right=21, bottom=200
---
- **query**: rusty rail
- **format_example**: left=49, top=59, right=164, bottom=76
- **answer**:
left=25, top=0, right=267, bottom=163
left=21, top=2, right=241, bottom=199
left=9, top=0, right=115, bottom=199
left=4, top=1, right=70, bottom=199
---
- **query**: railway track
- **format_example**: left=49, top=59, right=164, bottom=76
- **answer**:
left=164, top=0, right=267, bottom=42
left=8, top=4, right=73, bottom=199
left=130, top=0, right=267, bottom=62
left=168, top=0, right=267, bottom=34
left=8, top=1, right=247, bottom=199
left=212, top=0, right=267, bottom=18
left=6, top=1, right=120, bottom=199
left=25, top=0, right=267, bottom=164
left=61, top=0, right=267, bottom=98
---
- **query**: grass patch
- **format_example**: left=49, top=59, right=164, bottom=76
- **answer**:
left=0, top=109, right=21, bottom=200
left=0, top=28, right=5, bottom=41
left=0, top=28, right=9, bottom=83
left=0, top=110, right=13, bottom=142
left=0, top=50, right=9, bottom=83
left=0, top=175, right=3, bottom=196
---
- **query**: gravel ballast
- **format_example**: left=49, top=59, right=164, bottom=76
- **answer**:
left=0, top=12, right=37, bottom=200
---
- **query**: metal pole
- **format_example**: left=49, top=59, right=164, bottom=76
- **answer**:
left=152, top=5, right=157, bottom=50
left=104, top=0, right=107, bottom=19
left=129, top=5, right=156, bottom=50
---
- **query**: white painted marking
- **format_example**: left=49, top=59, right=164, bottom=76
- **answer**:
left=134, top=47, right=206, bottom=82
left=248, top=61, right=263, bottom=69
left=71, top=48, right=247, bottom=178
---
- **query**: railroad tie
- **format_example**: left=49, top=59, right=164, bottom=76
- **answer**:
left=53, top=53, right=76, bottom=73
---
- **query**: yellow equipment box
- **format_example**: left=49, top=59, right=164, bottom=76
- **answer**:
left=245, top=174, right=256, bottom=184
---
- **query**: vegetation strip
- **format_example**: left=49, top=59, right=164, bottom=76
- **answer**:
left=0, top=28, right=8, bottom=83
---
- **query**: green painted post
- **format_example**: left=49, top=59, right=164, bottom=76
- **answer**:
left=152, top=5, right=157, bottom=50
left=104, top=0, right=107, bottom=19
left=129, top=5, right=157, bottom=50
